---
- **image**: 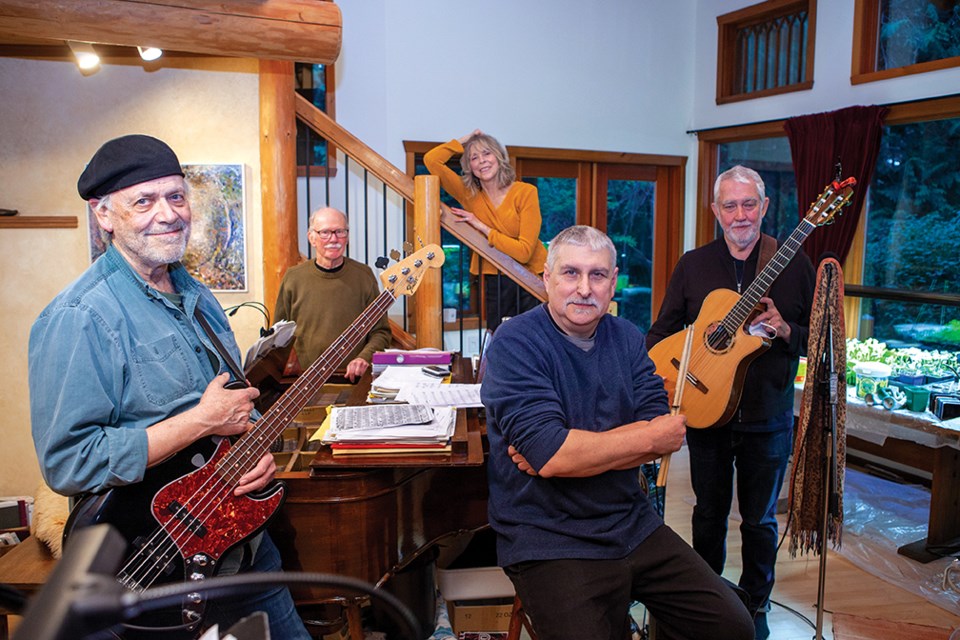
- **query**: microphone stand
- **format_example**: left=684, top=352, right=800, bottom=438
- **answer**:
left=814, top=262, right=841, bottom=640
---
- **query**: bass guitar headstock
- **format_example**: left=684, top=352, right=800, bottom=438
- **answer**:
left=379, top=244, right=445, bottom=297
left=805, top=177, right=857, bottom=227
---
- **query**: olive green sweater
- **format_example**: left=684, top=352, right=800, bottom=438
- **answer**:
left=274, top=258, right=392, bottom=369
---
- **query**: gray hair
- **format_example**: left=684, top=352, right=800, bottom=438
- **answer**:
left=713, top=165, right=766, bottom=202
left=546, top=225, right=616, bottom=271
left=460, top=132, right=516, bottom=197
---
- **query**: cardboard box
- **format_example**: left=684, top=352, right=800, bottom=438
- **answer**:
left=448, top=598, right=514, bottom=637
left=437, top=566, right=515, bottom=601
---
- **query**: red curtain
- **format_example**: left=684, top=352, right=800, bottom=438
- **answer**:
left=784, top=105, right=888, bottom=264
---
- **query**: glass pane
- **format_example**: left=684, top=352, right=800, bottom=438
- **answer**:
left=859, top=115, right=960, bottom=349
left=295, top=63, right=328, bottom=168
left=607, top=179, right=655, bottom=332
left=878, top=0, right=960, bottom=71
left=522, top=176, right=576, bottom=244
left=716, top=138, right=798, bottom=243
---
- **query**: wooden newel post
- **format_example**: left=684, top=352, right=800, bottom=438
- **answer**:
left=260, top=59, right=299, bottom=319
left=414, top=174, right=443, bottom=349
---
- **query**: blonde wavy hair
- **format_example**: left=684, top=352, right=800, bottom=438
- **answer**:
left=459, top=132, right=516, bottom=196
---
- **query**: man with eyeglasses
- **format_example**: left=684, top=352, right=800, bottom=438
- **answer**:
left=274, top=206, right=391, bottom=381
left=646, top=165, right=815, bottom=640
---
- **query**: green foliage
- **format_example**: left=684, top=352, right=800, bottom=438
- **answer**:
left=878, top=0, right=960, bottom=69
left=863, top=114, right=960, bottom=341
left=920, top=319, right=960, bottom=347
left=846, top=337, right=960, bottom=377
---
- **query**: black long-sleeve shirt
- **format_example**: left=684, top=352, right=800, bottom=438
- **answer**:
left=646, top=237, right=816, bottom=425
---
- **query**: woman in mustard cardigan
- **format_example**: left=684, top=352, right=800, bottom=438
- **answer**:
left=425, top=130, right=548, bottom=331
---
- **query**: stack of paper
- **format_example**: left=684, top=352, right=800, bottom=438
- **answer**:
left=322, top=404, right=456, bottom=455
left=368, top=365, right=443, bottom=403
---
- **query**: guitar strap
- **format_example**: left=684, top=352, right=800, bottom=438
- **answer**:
left=758, top=233, right=777, bottom=274
left=193, top=306, right=249, bottom=388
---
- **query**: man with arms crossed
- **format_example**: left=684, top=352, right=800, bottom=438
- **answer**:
left=481, top=225, right=754, bottom=640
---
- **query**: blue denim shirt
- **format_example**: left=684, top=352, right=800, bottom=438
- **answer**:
left=29, top=245, right=243, bottom=496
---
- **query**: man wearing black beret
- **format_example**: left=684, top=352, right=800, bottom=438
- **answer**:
left=29, top=134, right=311, bottom=638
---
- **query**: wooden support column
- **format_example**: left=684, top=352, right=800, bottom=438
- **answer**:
left=260, top=59, right=300, bottom=317
left=414, top=175, right=442, bottom=349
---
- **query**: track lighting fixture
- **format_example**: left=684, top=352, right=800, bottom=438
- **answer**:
left=67, top=41, right=100, bottom=72
left=137, top=46, right=163, bottom=62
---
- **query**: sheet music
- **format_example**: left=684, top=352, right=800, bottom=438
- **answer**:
left=324, top=405, right=456, bottom=442
left=333, top=404, right=434, bottom=431
left=243, top=319, right=297, bottom=371
left=395, top=383, right=483, bottom=408
left=372, top=365, right=443, bottom=390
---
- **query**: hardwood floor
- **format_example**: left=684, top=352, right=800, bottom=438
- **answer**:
left=649, top=444, right=960, bottom=639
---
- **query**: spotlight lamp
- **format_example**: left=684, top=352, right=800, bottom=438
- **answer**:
left=66, top=41, right=100, bottom=71
left=137, top=46, right=163, bottom=61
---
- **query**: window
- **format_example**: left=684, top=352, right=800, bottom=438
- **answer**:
left=716, top=136, right=799, bottom=243
left=716, top=0, right=816, bottom=104
left=858, top=111, right=960, bottom=348
left=853, top=0, right=960, bottom=84
left=295, top=63, right=336, bottom=175
left=696, top=95, right=960, bottom=352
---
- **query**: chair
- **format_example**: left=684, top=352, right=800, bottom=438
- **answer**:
left=505, top=595, right=538, bottom=640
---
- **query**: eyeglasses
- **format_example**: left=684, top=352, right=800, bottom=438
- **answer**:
left=719, top=199, right=760, bottom=214
left=312, top=228, right=349, bottom=239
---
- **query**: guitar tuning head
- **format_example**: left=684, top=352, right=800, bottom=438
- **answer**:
left=389, top=249, right=402, bottom=262
left=402, top=241, right=414, bottom=255
left=375, top=256, right=390, bottom=270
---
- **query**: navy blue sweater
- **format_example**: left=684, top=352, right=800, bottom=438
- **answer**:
left=480, top=305, right=669, bottom=567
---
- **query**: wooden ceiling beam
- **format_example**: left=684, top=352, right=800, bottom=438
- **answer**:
left=0, top=0, right=342, bottom=63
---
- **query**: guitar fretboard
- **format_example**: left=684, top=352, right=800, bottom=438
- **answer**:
left=218, top=289, right=397, bottom=482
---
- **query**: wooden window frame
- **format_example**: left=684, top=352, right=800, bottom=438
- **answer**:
left=852, top=0, right=960, bottom=85
left=716, top=0, right=817, bottom=105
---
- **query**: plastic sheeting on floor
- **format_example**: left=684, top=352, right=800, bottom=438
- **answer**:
left=837, top=467, right=960, bottom=613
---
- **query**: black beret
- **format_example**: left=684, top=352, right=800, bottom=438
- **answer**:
left=77, top=134, right=184, bottom=201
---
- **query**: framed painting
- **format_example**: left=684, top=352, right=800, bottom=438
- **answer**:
left=87, top=163, right=247, bottom=291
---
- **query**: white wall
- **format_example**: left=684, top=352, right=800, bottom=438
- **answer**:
left=336, top=0, right=699, bottom=163
left=0, top=56, right=262, bottom=497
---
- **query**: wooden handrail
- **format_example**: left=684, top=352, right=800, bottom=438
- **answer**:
left=294, top=94, right=546, bottom=302
left=295, top=94, right=414, bottom=198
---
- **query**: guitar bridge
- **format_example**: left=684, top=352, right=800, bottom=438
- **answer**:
left=670, top=358, right=709, bottom=394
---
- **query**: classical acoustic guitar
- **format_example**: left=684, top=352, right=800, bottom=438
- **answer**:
left=648, top=179, right=855, bottom=429
left=62, top=245, right=444, bottom=638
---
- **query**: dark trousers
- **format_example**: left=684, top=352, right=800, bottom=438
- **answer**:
left=503, top=525, right=755, bottom=640
left=483, top=273, right=540, bottom=332
left=203, top=533, right=311, bottom=639
left=686, top=414, right=794, bottom=614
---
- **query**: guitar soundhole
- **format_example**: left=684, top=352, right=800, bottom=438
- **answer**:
left=705, top=322, right=734, bottom=353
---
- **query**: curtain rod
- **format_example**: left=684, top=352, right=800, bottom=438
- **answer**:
left=685, top=91, right=960, bottom=136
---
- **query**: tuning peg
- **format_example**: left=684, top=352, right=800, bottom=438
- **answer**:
left=375, top=256, right=389, bottom=269
left=402, top=241, right=414, bottom=255
left=390, top=249, right=401, bottom=262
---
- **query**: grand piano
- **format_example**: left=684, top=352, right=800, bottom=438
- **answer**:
left=264, top=356, right=490, bottom=635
